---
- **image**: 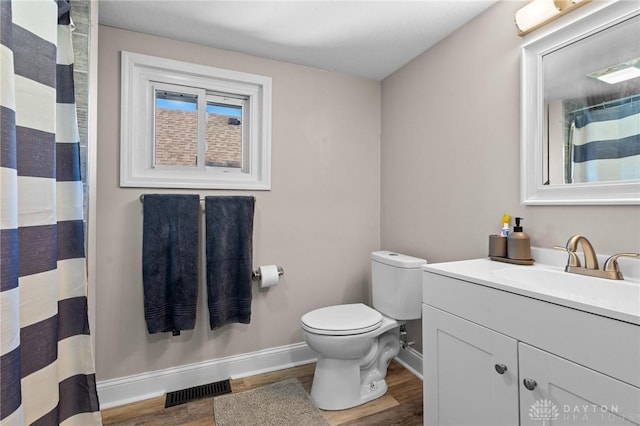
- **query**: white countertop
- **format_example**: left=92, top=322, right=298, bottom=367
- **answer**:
left=422, top=248, right=640, bottom=326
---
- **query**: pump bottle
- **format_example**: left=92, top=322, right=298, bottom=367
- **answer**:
left=507, top=217, right=532, bottom=260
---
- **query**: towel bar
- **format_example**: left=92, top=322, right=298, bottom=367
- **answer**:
left=252, top=266, right=284, bottom=280
left=139, top=194, right=256, bottom=203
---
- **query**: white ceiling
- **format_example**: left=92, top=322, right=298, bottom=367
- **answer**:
left=99, top=1, right=497, bottom=81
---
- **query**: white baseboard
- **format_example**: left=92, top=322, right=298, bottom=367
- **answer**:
left=396, top=346, right=423, bottom=380
left=97, top=342, right=317, bottom=409
left=97, top=341, right=423, bottom=409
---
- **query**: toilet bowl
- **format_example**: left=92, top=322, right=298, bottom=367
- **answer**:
left=301, top=251, right=426, bottom=410
left=302, top=303, right=401, bottom=410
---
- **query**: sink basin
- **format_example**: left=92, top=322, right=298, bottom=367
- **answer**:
left=492, top=266, right=640, bottom=321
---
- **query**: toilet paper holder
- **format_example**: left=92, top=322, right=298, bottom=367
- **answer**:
left=252, top=266, right=285, bottom=280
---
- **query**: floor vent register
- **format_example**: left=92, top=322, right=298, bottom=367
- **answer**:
left=165, top=379, right=232, bottom=408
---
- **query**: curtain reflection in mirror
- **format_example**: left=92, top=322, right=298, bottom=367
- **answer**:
left=567, top=95, right=640, bottom=183
left=542, top=12, right=639, bottom=186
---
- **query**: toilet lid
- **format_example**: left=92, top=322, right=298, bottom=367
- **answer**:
left=301, top=303, right=383, bottom=336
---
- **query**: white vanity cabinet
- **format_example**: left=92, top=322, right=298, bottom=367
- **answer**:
left=422, top=260, right=640, bottom=426
left=519, top=343, right=640, bottom=426
left=423, top=305, right=519, bottom=425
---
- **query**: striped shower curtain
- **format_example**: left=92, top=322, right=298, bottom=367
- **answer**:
left=570, top=98, right=640, bottom=183
left=1, top=1, right=101, bottom=424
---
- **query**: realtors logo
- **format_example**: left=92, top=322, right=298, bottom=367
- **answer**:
left=529, top=399, right=560, bottom=425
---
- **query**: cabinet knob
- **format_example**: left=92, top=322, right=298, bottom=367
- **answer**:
left=523, top=378, right=537, bottom=391
left=494, top=364, right=508, bottom=375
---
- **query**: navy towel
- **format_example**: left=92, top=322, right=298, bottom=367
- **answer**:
left=142, top=194, right=199, bottom=335
left=205, top=196, right=255, bottom=329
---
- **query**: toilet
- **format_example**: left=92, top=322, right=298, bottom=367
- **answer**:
left=300, top=250, right=426, bottom=410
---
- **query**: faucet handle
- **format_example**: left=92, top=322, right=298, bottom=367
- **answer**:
left=603, top=253, right=640, bottom=279
left=553, top=246, right=581, bottom=267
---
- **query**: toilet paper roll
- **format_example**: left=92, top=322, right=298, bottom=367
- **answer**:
left=258, top=265, right=279, bottom=288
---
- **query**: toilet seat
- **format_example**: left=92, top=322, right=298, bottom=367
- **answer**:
left=301, top=303, right=383, bottom=336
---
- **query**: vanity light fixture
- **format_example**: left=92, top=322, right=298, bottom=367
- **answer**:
left=588, top=57, right=640, bottom=84
left=515, top=0, right=591, bottom=36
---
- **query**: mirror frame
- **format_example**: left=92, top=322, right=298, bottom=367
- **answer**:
left=520, top=1, right=640, bottom=205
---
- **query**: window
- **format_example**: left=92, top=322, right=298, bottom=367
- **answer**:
left=120, top=51, right=271, bottom=189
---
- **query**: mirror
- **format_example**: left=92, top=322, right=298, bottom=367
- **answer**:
left=521, top=1, right=640, bottom=205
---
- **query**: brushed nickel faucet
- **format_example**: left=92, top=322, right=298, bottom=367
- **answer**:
left=555, top=234, right=640, bottom=280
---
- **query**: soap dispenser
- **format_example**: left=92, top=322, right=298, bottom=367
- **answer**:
left=507, top=217, right=532, bottom=260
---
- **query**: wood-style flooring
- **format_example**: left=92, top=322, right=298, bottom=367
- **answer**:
left=101, top=360, right=423, bottom=425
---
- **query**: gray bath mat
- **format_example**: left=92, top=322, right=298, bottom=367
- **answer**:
left=213, top=378, right=328, bottom=426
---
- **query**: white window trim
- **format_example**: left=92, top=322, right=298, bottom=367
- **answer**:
left=120, top=51, right=271, bottom=190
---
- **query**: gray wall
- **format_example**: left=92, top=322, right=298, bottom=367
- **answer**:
left=96, top=26, right=381, bottom=381
left=381, top=1, right=640, bottom=352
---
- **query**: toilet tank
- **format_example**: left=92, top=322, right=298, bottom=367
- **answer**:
left=371, top=251, right=427, bottom=320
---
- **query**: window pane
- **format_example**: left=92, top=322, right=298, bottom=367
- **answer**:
left=155, top=90, right=198, bottom=167
left=205, top=101, right=243, bottom=168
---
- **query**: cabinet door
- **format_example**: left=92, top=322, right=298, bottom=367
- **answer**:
left=423, top=305, right=519, bottom=426
left=519, top=343, right=640, bottom=425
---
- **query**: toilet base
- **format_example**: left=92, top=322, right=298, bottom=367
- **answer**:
left=310, top=357, right=390, bottom=411
left=308, top=328, right=400, bottom=411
